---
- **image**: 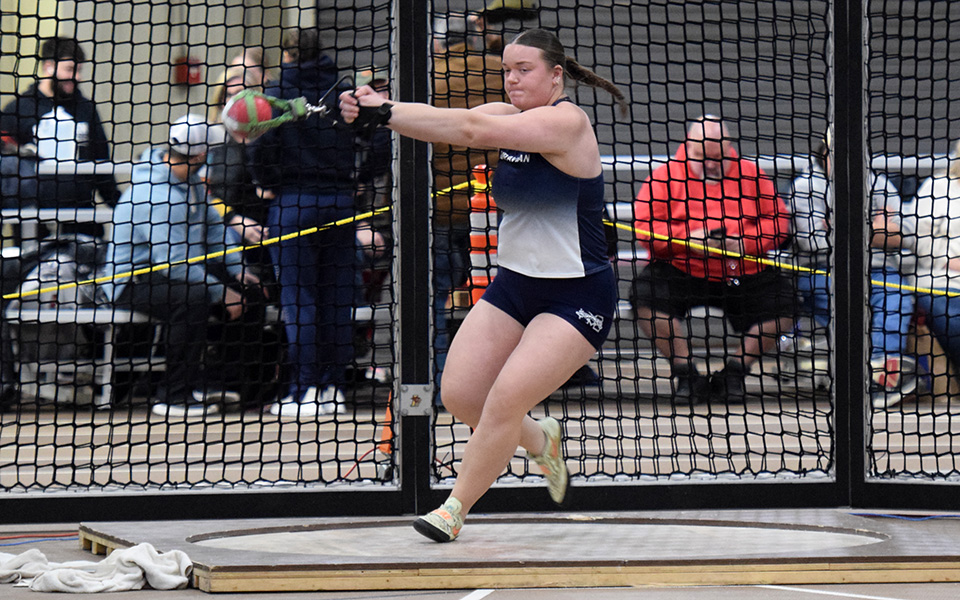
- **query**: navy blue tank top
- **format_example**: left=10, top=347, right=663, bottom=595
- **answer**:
left=490, top=99, right=608, bottom=278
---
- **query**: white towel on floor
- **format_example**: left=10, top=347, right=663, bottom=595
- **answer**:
left=0, top=542, right=192, bottom=593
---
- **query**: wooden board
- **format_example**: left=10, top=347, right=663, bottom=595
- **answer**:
left=77, top=509, right=960, bottom=593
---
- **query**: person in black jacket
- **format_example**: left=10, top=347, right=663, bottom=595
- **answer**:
left=0, top=36, right=120, bottom=224
left=248, top=28, right=357, bottom=418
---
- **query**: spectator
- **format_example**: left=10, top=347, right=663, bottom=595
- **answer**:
left=631, top=115, right=794, bottom=405
left=908, top=139, right=960, bottom=376
left=790, top=134, right=918, bottom=408
left=248, top=27, right=358, bottom=417
left=228, top=47, right=273, bottom=90
left=431, top=12, right=511, bottom=405
left=208, top=65, right=254, bottom=124
left=98, top=114, right=264, bottom=417
left=353, top=66, right=392, bottom=213
left=352, top=66, right=392, bottom=305
left=0, top=36, right=120, bottom=234
left=351, top=66, right=392, bottom=383
left=0, top=263, right=22, bottom=408
left=482, top=0, right=540, bottom=22
left=207, top=65, right=269, bottom=247
left=0, top=127, right=39, bottom=207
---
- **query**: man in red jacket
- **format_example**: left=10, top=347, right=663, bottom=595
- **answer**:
left=631, top=115, right=795, bottom=404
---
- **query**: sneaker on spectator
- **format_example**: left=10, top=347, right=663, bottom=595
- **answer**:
left=413, top=497, right=464, bottom=543
left=193, top=389, right=241, bottom=406
left=777, top=333, right=797, bottom=354
left=152, top=394, right=221, bottom=418
left=527, top=417, right=569, bottom=505
left=268, top=387, right=321, bottom=418
left=672, top=363, right=710, bottom=405
left=780, top=328, right=829, bottom=356
left=318, top=385, right=346, bottom=415
left=0, top=385, right=20, bottom=411
left=870, top=355, right=918, bottom=409
left=710, top=361, right=747, bottom=403
left=675, top=372, right=711, bottom=405
left=365, top=366, right=391, bottom=384
left=799, top=335, right=816, bottom=353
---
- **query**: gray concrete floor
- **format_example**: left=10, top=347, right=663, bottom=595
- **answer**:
left=4, top=522, right=960, bottom=599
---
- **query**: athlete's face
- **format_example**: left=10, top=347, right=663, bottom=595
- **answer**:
left=502, top=43, right=561, bottom=111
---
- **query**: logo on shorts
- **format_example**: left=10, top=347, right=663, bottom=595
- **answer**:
left=576, top=309, right=604, bottom=333
left=499, top=149, right=530, bottom=163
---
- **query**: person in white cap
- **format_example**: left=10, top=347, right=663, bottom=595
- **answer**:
left=98, top=114, right=265, bottom=418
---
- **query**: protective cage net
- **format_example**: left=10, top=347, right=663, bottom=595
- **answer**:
left=430, top=0, right=841, bottom=486
left=865, top=1, right=960, bottom=481
left=0, top=1, right=397, bottom=492
left=1, top=0, right=957, bottom=501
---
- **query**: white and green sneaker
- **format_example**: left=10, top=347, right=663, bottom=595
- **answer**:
left=413, top=497, right=464, bottom=542
left=528, top=417, right=569, bottom=505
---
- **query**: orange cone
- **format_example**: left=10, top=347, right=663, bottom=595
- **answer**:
left=464, top=164, right=498, bottom=306
left=377, top=397, right=393, bottom=455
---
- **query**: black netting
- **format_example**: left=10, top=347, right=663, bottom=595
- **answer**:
left=0, top=2, right=396, bottom=492
left=430, top=0, right=835, bottom=486
left=866, top=0, right=960, bottom=480
left=0, top=0, right=957, bottom=506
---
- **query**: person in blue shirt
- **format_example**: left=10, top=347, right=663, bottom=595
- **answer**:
left=341, top=28, right=627, bottom=542
left=99, top=114, right=263, bottom=418
left=789, top=135, right=919, bottom=408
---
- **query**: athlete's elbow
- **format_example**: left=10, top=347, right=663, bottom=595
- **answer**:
left=458, top=124, right=484, bottom=148
left=457, top=113, right=494, bottom=149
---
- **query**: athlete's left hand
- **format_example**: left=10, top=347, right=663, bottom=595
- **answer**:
left=339, top=85, right=385, bottom=124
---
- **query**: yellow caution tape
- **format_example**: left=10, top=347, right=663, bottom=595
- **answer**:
left=4, top=177, right=953, bottom=301
left=607, top=219, right=959, bottom=297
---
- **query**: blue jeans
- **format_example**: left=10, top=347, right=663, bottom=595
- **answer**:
left=795, top=272, right=831, bottom=329
left=797, top=268, right=913, bottom=358
left=916, top=290, right=960, bottom=367
left=268, top=191, right=356, bottom=398
left=869, top=269, right=914, bottom=359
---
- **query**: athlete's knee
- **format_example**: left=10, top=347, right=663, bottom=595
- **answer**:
left=479, top=381, right=532, bottom=421
left=438, top=383, right=483, bottom=426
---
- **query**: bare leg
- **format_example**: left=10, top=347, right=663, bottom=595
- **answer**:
left=440, top=300, right=522, bottom=427
left=443, top=307, right=597, bottom=516
left=440, top=301, right=546, bottom=454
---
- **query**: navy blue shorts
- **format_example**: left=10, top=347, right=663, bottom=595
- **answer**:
left=480, top=266, right=616, bottom=350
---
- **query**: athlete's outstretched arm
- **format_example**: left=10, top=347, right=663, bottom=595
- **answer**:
left=340, top=85, right=588, bottom=157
